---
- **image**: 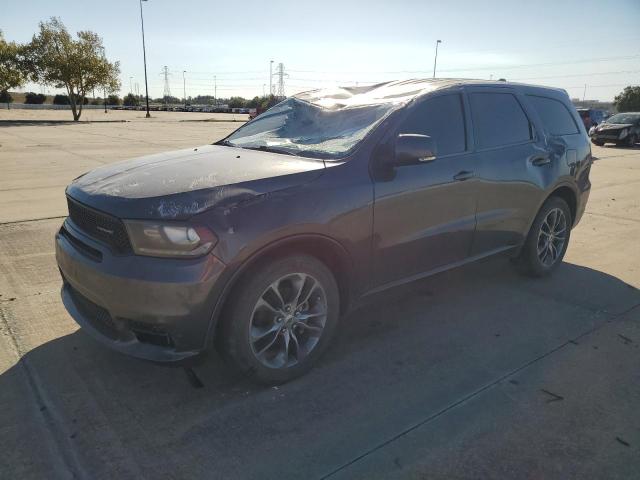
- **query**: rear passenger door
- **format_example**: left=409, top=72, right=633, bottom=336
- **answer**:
left=466, top=87, right=546, bottom=255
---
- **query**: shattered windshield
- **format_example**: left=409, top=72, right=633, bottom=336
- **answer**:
left=223, top=98, right=394, bottom=159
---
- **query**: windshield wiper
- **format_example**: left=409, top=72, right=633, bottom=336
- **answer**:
left=244, top=145, right=297, bottom=156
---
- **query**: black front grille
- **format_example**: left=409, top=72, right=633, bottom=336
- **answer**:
left=67, top=284, right=119, bottom=340
left=66, top=197, right=132, bottom=254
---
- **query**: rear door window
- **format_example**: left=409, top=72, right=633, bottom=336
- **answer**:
left=399, top=94, right=466, bottom=156
left=469, top=92, right=532, bottom=148
left=527, top=95, right=579, bottom=136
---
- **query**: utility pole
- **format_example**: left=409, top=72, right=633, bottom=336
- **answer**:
left=433, top=39, right=442, bottom=79
left=183, top=70, right=187, bottom=108
left=583, top=84, right=587, bottom=102
left=161, top=66, right=172, bottom=107
left=214, top=75, right=217, bottom=105
left=139, top=0, right=151, bottom=117
left=269, top=60, right=274, bottom=96
left=275, top=62, right=287, bottom=99
left=129, top=76, right=133, bottom=94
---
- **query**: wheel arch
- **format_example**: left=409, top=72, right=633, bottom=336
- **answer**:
left=207, top=234, right=354, bottom=349
left=547, top=184, right=577, bottom=225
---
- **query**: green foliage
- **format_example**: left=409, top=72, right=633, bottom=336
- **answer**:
left=123, top=93, right=140, bottom=106
left=0, top=30, right=27, bottom=92
left=228, top=96, right=246, bottom=109
left=107, top=94, right=121, bottom=105
left=0, top=89, right=13, bottom=103
left=614, top=86, right=640, bottom=113
left=24, top=91, right=46, bottom=104
left=90, top=97, right=102, bottom=105
left=53, top=94, right=70, bottom=105
left=24, top=17, right=120, bottom=121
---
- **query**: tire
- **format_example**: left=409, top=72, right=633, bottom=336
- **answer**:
left=221, top=254, right=340, bottom=384
left=514, top=196, right=572, bottom=277
left=627, top=134, right=637, bottom=147
left=591, top=140, right=604, bottom=146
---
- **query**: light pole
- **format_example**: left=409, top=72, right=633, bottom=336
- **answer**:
left=214, top=75, right=217, bottom=106
left=139, top=0, right=151, bottom=118
left=129, top=76, right=133, bottom=94
left=432, top=39, right=442, bottom=79
left=104, top=88, right=107, bottom=113
left=269, top=60, right=274, bottom=96
left=263, top=84, right=266, bottom=97
left=183, top=70, right=187, bottom=109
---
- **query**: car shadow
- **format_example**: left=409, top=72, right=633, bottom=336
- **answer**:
left=2, top=257, right=639, bottom=478
left=0, top=120, right=128, bottom=127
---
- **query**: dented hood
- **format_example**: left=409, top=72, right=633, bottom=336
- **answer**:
left=66, top=144, right=326, bottom=220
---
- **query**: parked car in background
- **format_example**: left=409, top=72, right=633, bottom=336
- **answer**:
left=56, top=79, right=591, bottom=384
left=590, top=112, right=640, bottom=147
left=577, top=108, right=608, bottom=131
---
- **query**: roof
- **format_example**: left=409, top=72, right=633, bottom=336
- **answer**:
left=293, top=78, right=568, bottom=110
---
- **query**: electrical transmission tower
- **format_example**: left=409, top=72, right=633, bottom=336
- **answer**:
left=161, top=66, right=172, bottom=103
left=275, top=62, right=288, bottom=99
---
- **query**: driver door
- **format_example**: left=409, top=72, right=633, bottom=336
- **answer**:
left=371, top=92, right=478, bottom=288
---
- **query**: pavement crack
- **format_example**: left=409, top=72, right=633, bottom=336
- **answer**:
left=540, top=389, right=565, bottom=403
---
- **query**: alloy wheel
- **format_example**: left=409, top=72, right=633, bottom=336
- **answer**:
left=537, top=208, right=567, bottom=267
left=249, top=273, right=328, bottom=369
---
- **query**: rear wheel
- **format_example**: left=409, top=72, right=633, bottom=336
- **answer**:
left=221, top=254, right=339, bottom=384
left=514, top=196, right=572, bottom=277
left=627, top=133, right=638, bottom=147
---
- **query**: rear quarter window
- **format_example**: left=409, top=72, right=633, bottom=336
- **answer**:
left=469, top=92, right=532, bottom=149
left=527, top=95, right=579, bottom=136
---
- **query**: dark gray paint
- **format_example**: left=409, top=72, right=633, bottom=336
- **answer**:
left=56, top=79, right=592, bottom=362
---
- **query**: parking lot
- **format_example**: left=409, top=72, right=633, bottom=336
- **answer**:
left=1, top=111, right=639, bottom=479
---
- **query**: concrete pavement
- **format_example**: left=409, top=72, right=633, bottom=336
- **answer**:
left=0, top=111, right=638, bottom=479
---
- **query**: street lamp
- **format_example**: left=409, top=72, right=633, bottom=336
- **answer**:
left=269, top=60, right=274, bottom=97
left=433, top=39, right=442, bottom=79
left=139, top=0, right=151, bottom=118
left=183, top=70, right=187, bottom=109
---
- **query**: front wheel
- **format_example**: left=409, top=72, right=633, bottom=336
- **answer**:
left=221, top=254, right=339, bottom=384
left=514, top=197, right=572, bottom=277
left=591, top=140, right=604, bottom=146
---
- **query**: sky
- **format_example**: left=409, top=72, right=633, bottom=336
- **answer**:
left=3, top=0, right=640, bottom=101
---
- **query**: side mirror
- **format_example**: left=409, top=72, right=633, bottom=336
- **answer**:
left=394, top=134, right=437, bottom=166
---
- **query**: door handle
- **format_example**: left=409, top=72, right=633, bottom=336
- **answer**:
left=453, top=171, right=474, bottom=181
left=531, top=155, right=551, bottom=166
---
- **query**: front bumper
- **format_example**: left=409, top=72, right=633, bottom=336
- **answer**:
left=591, top=130, right=623, bottom=143
left=56, top=219, right=227, bottom=363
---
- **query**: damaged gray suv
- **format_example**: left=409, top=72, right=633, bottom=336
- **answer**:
left=56, top=79, right=592, bottom=384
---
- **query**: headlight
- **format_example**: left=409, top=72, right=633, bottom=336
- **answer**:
left=124, top=221, right=217, bottom=258
left=619, top=128, right=629, bottom=139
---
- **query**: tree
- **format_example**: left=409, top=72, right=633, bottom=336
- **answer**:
left=123, top=93, right=140, bottom=106
left=259, top=94, right=279, bottom=110
left=0, top=30, right=26, bottom=93
left=24, top=91, right=46, bottom=104
left=614, top=86, right=640, bottom=113
left=228, top=96, right=246, bottom=109
left=53, top=94, right=70, bottom=105
left=106, top=94, right=120, bottom=105
left=24, top=18, right=120, bottom=121
left=0, top=89, right=12, bottom=106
